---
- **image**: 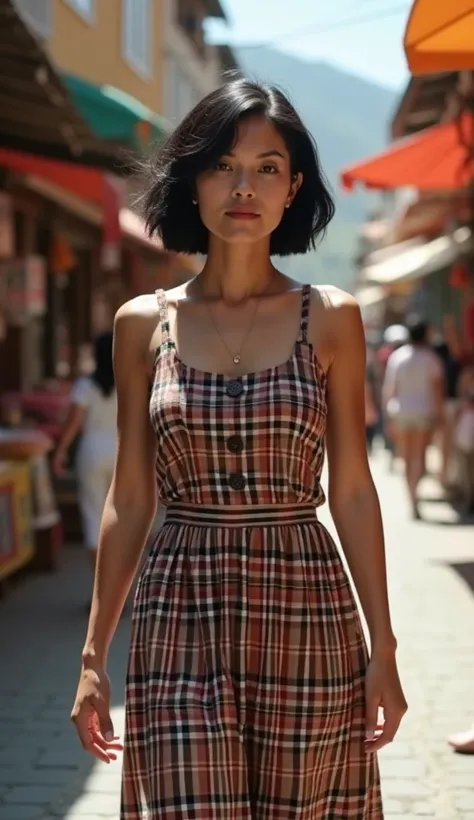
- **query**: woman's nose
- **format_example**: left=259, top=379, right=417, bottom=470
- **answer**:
left=232, top=173, right=256, bottom=199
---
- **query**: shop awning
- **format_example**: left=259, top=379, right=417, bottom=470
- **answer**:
left=0, top=1, right=117, bottom=167
left=0, top=147, right=104, bottom=202
left=355, top=286, right=387, bottom=308
left=0, top=146, right=165, bottom=252
left=404, top=0, right=474, bottom=75
left=362, top=227, right=472, bottom=285
left=340, top=113, right=474, bottom=193
left=62, top=74, right=169, bottom=151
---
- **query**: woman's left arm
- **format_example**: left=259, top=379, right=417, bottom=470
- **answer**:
left=324, top=291, right=407, bottom=751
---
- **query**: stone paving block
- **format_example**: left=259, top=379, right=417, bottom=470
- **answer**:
left=411, top=803, right=440, bottom=816
left=454, top=791, right=474, bottom=812
left=0, top=749, right=40, bottom=768
left=57, top=814, right=118, bottom=820
left=379, top=758, right=428, bottom=779
left=3, top=784, right=60, bottom=805
left=445, top=771, right=474, bottom=789
left=2, top=732, right=56, bottom=751
left=81, top=778, right=121, bottom=795
left=382, top=779, right=434, bottom=800
left=35, top=750, right=86, bottom=770
left=382, top=797, right=405, bottom=814
left=0, top=767, right=76, bottom=787
left=51, top=792, right=120, bottom=816
left=0, top=805, right=45, bottom=820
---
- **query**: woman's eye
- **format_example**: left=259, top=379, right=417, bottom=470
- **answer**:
left=260, top=165, right=278, bottom=174
left=215, top=161, right=231, bottom=171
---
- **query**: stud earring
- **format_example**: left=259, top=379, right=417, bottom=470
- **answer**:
left=192, top=199, right=198, bottom=205
left=285, top=201, right=291, bottom=209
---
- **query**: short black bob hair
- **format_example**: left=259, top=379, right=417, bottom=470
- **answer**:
left=143, top=76, right=335, bottom=256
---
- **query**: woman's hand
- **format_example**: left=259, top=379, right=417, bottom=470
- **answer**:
left=364, top=651, right=407, bottom=753
left=71, top=660, right=123, bottom=763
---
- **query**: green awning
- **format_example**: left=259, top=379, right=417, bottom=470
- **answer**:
left=62, top=73, right=170, bottom=152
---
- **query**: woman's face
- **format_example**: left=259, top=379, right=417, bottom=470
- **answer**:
left=195, top=116, right=302, bottom=246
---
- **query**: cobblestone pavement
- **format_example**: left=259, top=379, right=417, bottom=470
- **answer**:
left=0, top=449, right=473, bottom=819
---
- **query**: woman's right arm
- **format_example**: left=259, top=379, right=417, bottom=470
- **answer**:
left=72, top=298, right=158, bottom=761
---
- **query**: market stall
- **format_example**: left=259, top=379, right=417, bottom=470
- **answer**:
left=0, top=429, right=62, bottom=578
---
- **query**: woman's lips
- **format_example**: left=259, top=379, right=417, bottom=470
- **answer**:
left=225, top=211, right=260, bottom=220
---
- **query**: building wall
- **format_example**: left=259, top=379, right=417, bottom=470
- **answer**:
left=162, top=0, right=223, bottom=126
left=16, top=0, right=165, bottom=113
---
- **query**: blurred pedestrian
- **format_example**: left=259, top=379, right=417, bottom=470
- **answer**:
left=70, top=77, right=405, bottom=819
left=379, top=324, right=409, bottom=467
left=53, top=332, right=116, bottom=575
left=383, top=317, right=444, bottom=519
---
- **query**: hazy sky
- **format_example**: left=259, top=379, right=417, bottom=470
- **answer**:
left=207, top=0, right=412, bottom=91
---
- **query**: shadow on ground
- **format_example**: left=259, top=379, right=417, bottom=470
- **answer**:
left=0, top=545, right=132, bottom=819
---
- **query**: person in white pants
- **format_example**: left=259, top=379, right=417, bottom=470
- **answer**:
left=53, top=333, right=117, bottom=574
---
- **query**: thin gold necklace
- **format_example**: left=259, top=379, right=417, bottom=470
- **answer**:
left=206, top=297, right=261, bottom=366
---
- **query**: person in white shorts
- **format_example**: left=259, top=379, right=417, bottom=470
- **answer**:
left=383, top=317, right=444, bottom=519
left=53, top=333, right=117, bottom=573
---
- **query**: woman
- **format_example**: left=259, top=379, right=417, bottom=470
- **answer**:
left=71, top=78, right=406, bottom=819
left=383, top=317, right=444, bottom=519
left=53, top=332, right=116, bottom=573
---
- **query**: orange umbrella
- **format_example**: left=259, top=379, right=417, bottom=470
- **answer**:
left=404, top=0, right=474, bottom=74
left=340, top=112, right=474, bottom=192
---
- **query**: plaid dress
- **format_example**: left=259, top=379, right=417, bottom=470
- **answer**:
left=121, top=285, right=383, bottom=819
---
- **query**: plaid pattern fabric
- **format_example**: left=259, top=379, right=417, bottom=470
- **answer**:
left=121, top=285, right=383, bottom=819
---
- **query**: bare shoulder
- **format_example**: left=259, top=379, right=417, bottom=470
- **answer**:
left=116, top=293, right=160, bottom=323
left=309, top=285, right=364, bottom=363
left=312, top=284, right=360, bottom=313
left=114, top=294, right=161, bottom=365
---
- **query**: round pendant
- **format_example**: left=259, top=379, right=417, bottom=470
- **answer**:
left=233, top=355, right=240, bottom=364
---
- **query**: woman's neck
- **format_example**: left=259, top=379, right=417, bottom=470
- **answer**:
left=196, top=238, right=281, bottom=304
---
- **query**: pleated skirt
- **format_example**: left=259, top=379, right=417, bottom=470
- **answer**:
left=121, top=503, right=383, bottom=819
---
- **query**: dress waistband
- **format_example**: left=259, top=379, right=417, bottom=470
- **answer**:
left=164, top=502, right=318, bottom=528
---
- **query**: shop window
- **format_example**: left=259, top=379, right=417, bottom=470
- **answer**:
left=14, top=0, right=52, bottom=38
left=122, top=0, right=151, bottom=77
left=64, top=0, right=95, bottom=23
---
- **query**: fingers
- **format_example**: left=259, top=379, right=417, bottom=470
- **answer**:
left=366, top=702, right=407, bottom=753
left=71, top=700, right=122, bottom=763
left=92, top=695, right=115, bottom=744
left=364, top=696, right=380, bottom=743
left=369, top=712, right=402, bottom=753
left=72, top=706, right=112, bottom=763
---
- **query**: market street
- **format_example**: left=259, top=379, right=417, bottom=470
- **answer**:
left=0, top=449, right=473, bottom=820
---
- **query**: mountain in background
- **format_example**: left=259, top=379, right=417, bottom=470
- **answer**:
left=237, top=47, right=398, bottom=289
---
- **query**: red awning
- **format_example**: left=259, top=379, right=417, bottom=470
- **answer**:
left=0, top=146, right=168, bottom=255
left=340, top=113, right=474, bottom=193
left=0, top=146, right=104, bottom=202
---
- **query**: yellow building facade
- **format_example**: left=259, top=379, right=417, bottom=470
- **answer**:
left=16, top=0, right=165, bottom=114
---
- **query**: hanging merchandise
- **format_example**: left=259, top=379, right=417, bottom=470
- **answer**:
left=101, top=174, right=126, bottom=271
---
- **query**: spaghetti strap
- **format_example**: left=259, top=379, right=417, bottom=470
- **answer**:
left=298, top=284, right=311, bottom=343
left=155, top=289, right=171, bottom=344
